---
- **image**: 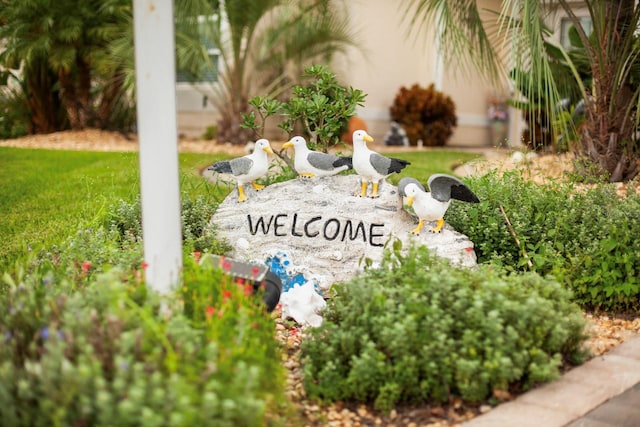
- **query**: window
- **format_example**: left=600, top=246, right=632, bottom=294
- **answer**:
left=176, top=15, right=220, bottom=83
left=560, top=17, right=592, bottom=50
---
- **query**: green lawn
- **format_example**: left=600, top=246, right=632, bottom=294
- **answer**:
left=0, top=148, right=229, bottom=270
left=383, top=149, right=480, bottom=185
left=0, top=147, right=480, bottom=271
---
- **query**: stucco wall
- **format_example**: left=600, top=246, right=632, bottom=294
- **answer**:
left=176, top=0, right=523, bottom=147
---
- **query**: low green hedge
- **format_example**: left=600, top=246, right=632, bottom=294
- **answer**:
left=447, top=171, right=640, bottom=312
left=301, top=243, right=588, bottom=412
left=0, top=193, right=288, bottom=426
left=0, top=260, right=285, bottom=426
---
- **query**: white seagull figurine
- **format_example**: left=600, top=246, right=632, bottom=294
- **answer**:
left=282, top=136, right=352, bottom=178
left=208, top=138, right=274, bottom=202
left=352, top=129, right=410, bottom=198
left=403, top=174, right=480, bottom=234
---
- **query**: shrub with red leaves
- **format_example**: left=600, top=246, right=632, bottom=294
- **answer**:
left=390, top=83, right=457, bottom=147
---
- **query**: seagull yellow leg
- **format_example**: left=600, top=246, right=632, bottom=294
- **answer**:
left=359, top=180, right=368, bottom=197
left=299, top=172, right=315, bottom=179
left=410, top=219, right=424, bottom=235
left=237, top=185, right=248, bottom=202
left=371, top=182, right=380, bottom=198
left=429, top=218, right=445, bottom=233
left=251, top=181, right=265, bottom=191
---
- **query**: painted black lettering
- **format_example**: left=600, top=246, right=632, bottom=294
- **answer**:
left=369, top=223, right=385, bottom=247
left=290, top=213, right=303, bottom=237
left=273, top=214, right=287, bottom=237
left=304, top=216, right=322, bottom=237
left=323, top=218, right=341, bottom=241
left=247, top=214, right=274, bottom=235
left=341, top=220, right=366, bottom=242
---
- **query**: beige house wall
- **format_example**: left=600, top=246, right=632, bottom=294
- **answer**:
left=334, top=0, right=515, bottom=148
left=178, top=0, right=585, bottom=148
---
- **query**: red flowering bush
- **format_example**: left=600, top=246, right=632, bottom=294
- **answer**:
left=0, top=254, right=286, bottom=426
left=389, top=83, right=457, bottom=147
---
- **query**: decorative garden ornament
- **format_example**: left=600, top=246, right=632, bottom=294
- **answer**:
left=282, top=136, right=352, bottom=178
left=208, top=138, right=274, bottom=202
left=403, top=174, right=480, bottom=234
left=280, top=281, right=326, bottom=327
left=352, top=129, right=410, bottom=198
left=397, top=177, right=426, bottom=197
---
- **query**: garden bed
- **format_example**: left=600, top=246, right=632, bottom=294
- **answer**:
left=3, top=130, right=639, bottom=427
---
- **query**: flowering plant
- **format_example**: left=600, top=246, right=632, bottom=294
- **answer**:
left=488, top=97, right=509, bottom=122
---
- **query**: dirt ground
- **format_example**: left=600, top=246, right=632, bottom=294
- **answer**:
left=3, top=129, right=640, bottom=426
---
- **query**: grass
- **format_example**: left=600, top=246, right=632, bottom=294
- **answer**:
left=0, top=146, right=480, bottom=271
left=384, top=150, right=481, bottom=185
left=0, top=147, right=230, bottom=271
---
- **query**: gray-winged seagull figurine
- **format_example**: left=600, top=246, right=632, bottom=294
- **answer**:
left=208, top=138, right=274, bottom=202
left=282, top=136, right=352, bottom=178
left=352, top=129, right=410, bottom=198
left=403, top=173, right=480, bottom=234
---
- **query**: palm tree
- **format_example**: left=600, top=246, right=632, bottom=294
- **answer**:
left=0, top=0, right=133, bottom=132
left=405, top=0, right=639, bottom=182
left=175, top=0, right=359, bottom=144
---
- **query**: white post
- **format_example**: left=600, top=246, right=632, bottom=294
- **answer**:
left=133, top=0, right=183, bottom=294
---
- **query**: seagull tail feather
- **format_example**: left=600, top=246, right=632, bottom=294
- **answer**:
left=450, top=184, right=481, bottom=203
left=210, top=161, right=232, bottom=174
left=333, top=156, right=353, bottom=169
left=388, top=158, right=411, bottom=174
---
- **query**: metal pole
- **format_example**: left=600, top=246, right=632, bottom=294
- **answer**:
left=133, top=0, right=183, bottom=294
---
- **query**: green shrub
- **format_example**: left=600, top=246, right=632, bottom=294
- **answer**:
left=202, top=124, right=218, bottom=141
left=389, top=83, right=457, bottom=147
left=550, top=186, right=640, bottom=311
left=0, top=83, right=31, bottom=139
left=104, top=194, right=231, bottom=255
left=446, top=172, right=640, bottom=312
left=242, top=64, right=367, bottom=153
left=446, top=171, right=570, bottom=269
left=301, top=243, right=588, bottom=412
left=0, top=256, right=286, bottom=426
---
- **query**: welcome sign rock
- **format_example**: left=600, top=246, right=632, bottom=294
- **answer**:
left=209, top=175, right=477, bottom=292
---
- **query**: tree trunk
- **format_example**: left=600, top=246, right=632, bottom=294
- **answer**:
left=98, top=71, right=125, bottom=129
left=578, top=0, right=639, bottom=182
left=58, top=68, right=82, bottom=129
left=24, top=58, right=61, bottom=133
left=76, top=55, right=92, bottom=128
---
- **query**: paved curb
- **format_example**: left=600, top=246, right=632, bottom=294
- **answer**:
left=461, top=335, right=640, bottom=427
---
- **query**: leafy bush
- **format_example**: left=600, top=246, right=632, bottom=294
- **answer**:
left=0, top=80, right=31, bottom=139
left=0, top=254, right=286, bottom=426
left=446, top=172, right=640, bottom=312
left=104, top=194, right=231, bottom=255
left=202, top=124, right=218, bottom=141
left=301, top=243, right=588, bottom=412
left=389, top=83, right=457, bottom=147
left=446, top=171, right=570, bottom=269
left=242, top=64, right=367, bottom=153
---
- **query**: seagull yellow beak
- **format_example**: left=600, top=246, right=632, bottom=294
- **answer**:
left=406, top=196, right=415, bottom=207
left=283, top=141, right=294, bottom=149
left=364, top=134, right=374, bottom=143
left=263, top=145, right=274, bottom=154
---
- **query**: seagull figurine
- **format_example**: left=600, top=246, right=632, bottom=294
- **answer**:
left=208, top=138, right=274, bottom=202
left=403, top=174, right=480, bottom=234
left=397, top=177, right=425, bottom=198
left=352, top=129, right=410, bottom=198
left=282, top=136, right=353, bottom=178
